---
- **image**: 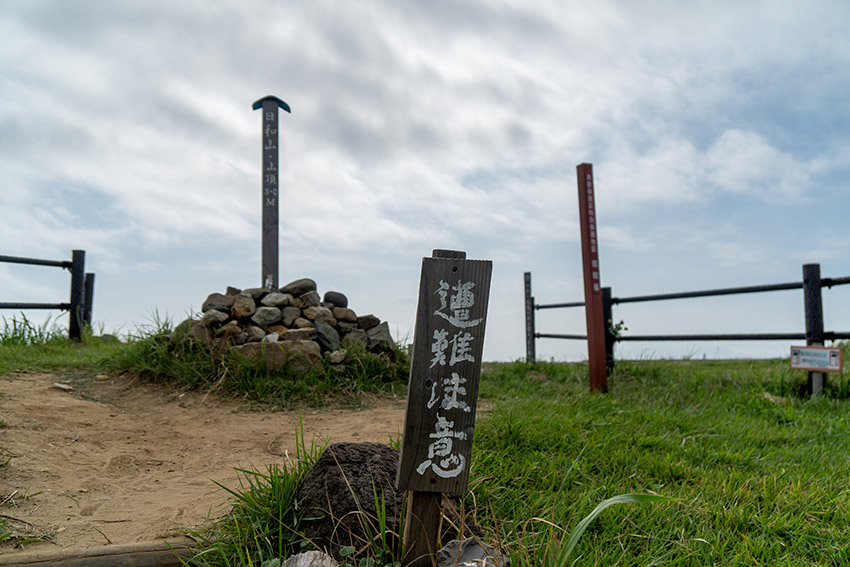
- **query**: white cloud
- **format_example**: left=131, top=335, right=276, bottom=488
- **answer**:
left=706, top=129, right=810, bottom=199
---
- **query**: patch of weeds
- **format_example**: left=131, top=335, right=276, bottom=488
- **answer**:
left=183, top=423, right=323, bottom=567
left=1, top=489, right=51, bottom=548
left=105, top=327, right=410, bottom=408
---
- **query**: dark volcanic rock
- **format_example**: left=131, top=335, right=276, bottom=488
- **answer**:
left=281, top=278, right=317, bottom=297
left=366, top=321, right=396, bottom=352
left=298, top=443, right=481, bottom=560
left=202, top=293, right=234, bottom=313
left=357, top=314, right=380, bottom=330
left=298, top=443, right=402, bottom=558
left=323, top=291, right=348, bottom=308
left=314, top=319, right=340, bottom=352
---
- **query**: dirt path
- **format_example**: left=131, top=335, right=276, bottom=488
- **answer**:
left=0, top=371, right=406, bottom=557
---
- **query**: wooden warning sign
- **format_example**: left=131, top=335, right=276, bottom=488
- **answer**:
left=397, top=249, right=492, bottom=567
left=790, top=345, right=843, bottom=373
left=397, top=250, right=492, bottom=494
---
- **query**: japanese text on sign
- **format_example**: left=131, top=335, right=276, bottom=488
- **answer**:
left=263, top=110, right=278, bottom=207
left=416, top=278, right=482, bottom=479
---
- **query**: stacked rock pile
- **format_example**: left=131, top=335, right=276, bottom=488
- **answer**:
left=172, top=277, right=395, bottom=373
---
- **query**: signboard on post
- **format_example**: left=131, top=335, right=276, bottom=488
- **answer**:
left=791, top=346, right=843, bottom=373
left=397, top=249, right=492, bottom=566
left=252, top=95, right=291, bottom=290
left=576, top=163, right=608, bottom=392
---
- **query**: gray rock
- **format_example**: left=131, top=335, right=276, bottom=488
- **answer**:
left=336, top=321, right=358, bottom=335
left=294, top=290, right=321, bottom=309
left=356, top=314, right=381, bottom=330
left=190, top=319, right=211, bottom=342
left=280, top=328, right=318, bottom=341
left=437, top=539, right=511, bottom=567
left=314, top=319, right=340, bottom=352
left=261, top=332, right=279, bottom=343
left=280, top=278, right=317, bottom=297
left=332, top=307, right=357, bottom=323
left=366, top=321, right=396, bottom=352
left=245, top=325, right=266, bottom=342
left=326, top=349, right=346, bottom=364
left=201, top=309, right=230, bottom=327
left=233, top=332, right=249, bottom=346
left=266, top=340, right=322, bottom=373
left=232, top=340, right=322, bottom=373
left=173, top=318, right=194, bottom=338
left=342, top=329, right=368, bottom=348
left=281, top=306, right=303, bottom=327
left=202, top=293, right=234, bottom=313
left=261, top=292, right=293, bottom=307
left=251, top=306, right=282, bottom=326
left=283, top=551, right=338, bottom=567
left=323, top=291, right=348, bottom=308
left=231, top=293, right=256, bottom=319
left=303, top=306, right=336, bottom=325
left=214, top=320, right=242, bottom=339
left=242, top=287, right=267, bottom=301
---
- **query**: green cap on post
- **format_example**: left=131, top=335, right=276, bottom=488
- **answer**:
left=252, top=95, right=291, bottom=113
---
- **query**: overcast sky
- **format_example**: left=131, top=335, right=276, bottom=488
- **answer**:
left=2, top=0, right=849, bottom=362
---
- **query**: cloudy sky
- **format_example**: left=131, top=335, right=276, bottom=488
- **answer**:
left=2, top=0, right=849, bottom=362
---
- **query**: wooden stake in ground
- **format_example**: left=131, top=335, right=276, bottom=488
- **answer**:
left=252, top=95, right=290, bottom=290
left=397, top=249, right=492, bottom=567
left=577, top=163, right=608, bottom=392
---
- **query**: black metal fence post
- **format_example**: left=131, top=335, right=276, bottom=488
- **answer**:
left=83, top=272, right=95, bottom=328
left=602, top=286, right=614, bottom=376
left=69, top=250, right=85, bottom=341
left=803, top=263, right=825, bottom=395
left=524, top=272, right=536, bottom=362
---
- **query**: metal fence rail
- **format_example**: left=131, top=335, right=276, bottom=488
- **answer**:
left=524, top=263, right=850, bottom=368
left=0, top=250, right=94, bottom=340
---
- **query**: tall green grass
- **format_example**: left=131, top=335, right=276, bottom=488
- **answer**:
left=470, top=355, right=850, bottom=565
left=0, top=314, right=123, bottom=375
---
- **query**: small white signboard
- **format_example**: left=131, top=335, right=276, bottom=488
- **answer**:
left=790, top=346, right=843, bottom=373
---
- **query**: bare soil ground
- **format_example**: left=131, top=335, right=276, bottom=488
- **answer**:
left=0, top=371, right=406, bottom=558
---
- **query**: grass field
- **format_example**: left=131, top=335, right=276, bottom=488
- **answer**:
left=3, top=317, right=849, bottom=565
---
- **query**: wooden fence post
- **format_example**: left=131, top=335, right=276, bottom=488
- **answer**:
left=68, top=250, right=85, bottom=341
left=397, top=249, right=492, bottom=567
left=803, top=263, right=825, bottom=395
left=524, top=272, right=536, bottom=362
left=252, top=95, right=290, bottom=290
left=83, top=272, right=95, bottom=327
left=602, top=286, right=614, bottom=376
left=576, top=164, right=608, bottom=392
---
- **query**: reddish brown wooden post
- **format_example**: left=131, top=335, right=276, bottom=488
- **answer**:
left=577, top=163, right=608, bottom=392
left=398, top=249, right=492, bottom=567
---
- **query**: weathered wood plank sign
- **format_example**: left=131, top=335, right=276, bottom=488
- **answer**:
left=397, top=249, right=492, bottom=566
left=252, top=95, right=290, bottom=290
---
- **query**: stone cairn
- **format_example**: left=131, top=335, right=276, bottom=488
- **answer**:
left=172, top=277, right=396, bottom=373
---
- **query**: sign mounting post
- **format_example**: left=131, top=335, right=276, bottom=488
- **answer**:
left=253, top=95, right=291, bottom=290
left=397, top=249, right=492, bottom=567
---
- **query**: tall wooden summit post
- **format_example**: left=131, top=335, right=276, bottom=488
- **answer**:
left=397, top=250, right=492, bottom=567
left=253, top=95, right=291, bottom=290
left=577, top=163, right=608, bottom=392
